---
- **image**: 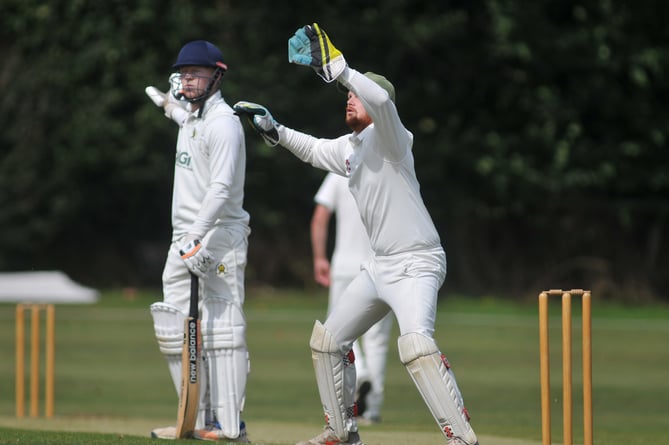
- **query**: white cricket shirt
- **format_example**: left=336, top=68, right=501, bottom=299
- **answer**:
left=172, top=91, right=250, bottom=241
left=280, top=68, right=441, bottom=256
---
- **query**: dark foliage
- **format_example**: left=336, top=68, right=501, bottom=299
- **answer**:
left=1, top=0, right=667, bottom=300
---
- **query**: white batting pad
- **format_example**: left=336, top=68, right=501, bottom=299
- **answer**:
left=200, top=298, right=248, bottom=438
left=309, top=321, right=357, bottom=440
left=151, top=302, right=186, bottom=355
left=196, top=357, right=209, bottom=430
left=151, top=302, right=186, bottom=392
left=151, top=302, right=208, bottom=429
left=398, top=332, right=478, bottom=445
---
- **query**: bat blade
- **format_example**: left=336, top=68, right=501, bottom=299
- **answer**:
left=175, top=274, right=200, bottom=438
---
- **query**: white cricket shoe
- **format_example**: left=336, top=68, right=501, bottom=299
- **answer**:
left=296, top=427, right=364, bottom=445
left=192, top=421, right=250, bottom=442
left=150, top=425, right=176, bottom=439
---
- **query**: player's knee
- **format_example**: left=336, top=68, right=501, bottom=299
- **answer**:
left=309, top=320, right=342, bottom=353
left=150, top=302, right=186, bottom=355
left=201, top=297, right=246, bottom=350
left=397, top=332, right=439, bottom=365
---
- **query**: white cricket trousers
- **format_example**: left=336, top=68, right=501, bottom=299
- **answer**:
left=329, top=274, right=394, bottom=420
left=323, top=247, right=446, bottom=351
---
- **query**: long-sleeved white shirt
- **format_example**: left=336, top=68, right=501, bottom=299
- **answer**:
left=172, top=91, right=250, bottom=241
left=279, top=67, right=441, bottom=256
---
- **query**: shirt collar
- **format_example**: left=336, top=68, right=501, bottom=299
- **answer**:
left=186, top=91, right=224, bottom=117
left=349, top=123, right=374, bottom=145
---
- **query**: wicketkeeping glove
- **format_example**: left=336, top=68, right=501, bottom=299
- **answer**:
left=232, top=101, right=280, bottom=147
left=179, top=238, right=214, bottom=279
left=288, top=23, right=347, bottom=83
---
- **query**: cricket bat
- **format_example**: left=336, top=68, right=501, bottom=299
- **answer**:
left=175, top=272, right=200, bottom=438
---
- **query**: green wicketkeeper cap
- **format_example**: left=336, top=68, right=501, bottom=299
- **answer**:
left=337, top=72, right=396, bottom=102
left=364, top=72, right=395, bottom=102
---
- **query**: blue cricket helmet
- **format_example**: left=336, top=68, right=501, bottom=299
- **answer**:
left=173, top=40, right=228, bottom=71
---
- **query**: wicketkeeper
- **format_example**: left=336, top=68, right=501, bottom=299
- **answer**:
left=311, top=172, right=394, bottom=425
left=145, top=40, right=251, bottom=443
left=234, top=23, right=479, bottom=445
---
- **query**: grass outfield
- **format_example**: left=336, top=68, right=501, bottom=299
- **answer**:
left=1, top=287, right=668, bottom=444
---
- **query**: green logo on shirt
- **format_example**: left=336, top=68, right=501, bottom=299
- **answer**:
left=176, top=151, right=192, bottom=169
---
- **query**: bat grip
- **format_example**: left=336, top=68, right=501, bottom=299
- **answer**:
left=189, top=273, right=199, bottom=319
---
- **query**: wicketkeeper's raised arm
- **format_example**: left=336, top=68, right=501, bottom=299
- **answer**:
left=288, top=22, right=408, bottom=162
left=288, top=23, right=347, bottom=83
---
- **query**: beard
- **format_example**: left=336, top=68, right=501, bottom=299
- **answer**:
left=345, top=113, right=372, bottom=132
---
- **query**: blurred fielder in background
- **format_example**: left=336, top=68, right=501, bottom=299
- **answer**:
left=145, top=40, right=251, bottom=443
left=311, top=172, right=394, bottom=425
left=235, top=23, right=479, bottom=445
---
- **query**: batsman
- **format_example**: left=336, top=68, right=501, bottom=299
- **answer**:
left=146, top=40, right=251, bottom=442
left=235, top=24, right=480, bottom=445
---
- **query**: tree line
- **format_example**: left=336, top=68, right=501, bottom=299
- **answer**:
left=1, top=0, right=667, bottom=301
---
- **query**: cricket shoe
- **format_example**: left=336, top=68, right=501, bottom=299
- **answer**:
left=193, top=420, right=250, bottom=442
left=354, top=380, right=371, bottom=417
left=150, top=425, right=176, bottom=439
left=295, top=427, right=364, bottom=445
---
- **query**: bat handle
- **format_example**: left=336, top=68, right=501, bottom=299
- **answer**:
left=189, top=273, right=199, bottom=319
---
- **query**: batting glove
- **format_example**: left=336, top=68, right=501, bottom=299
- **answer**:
left=233, top=101, right=280, bottom=147
left=179, top=238, right=214, bottom=279
left=288, top=23, right=347, bottom=83
left=144, top=85, right=188, bottom=126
